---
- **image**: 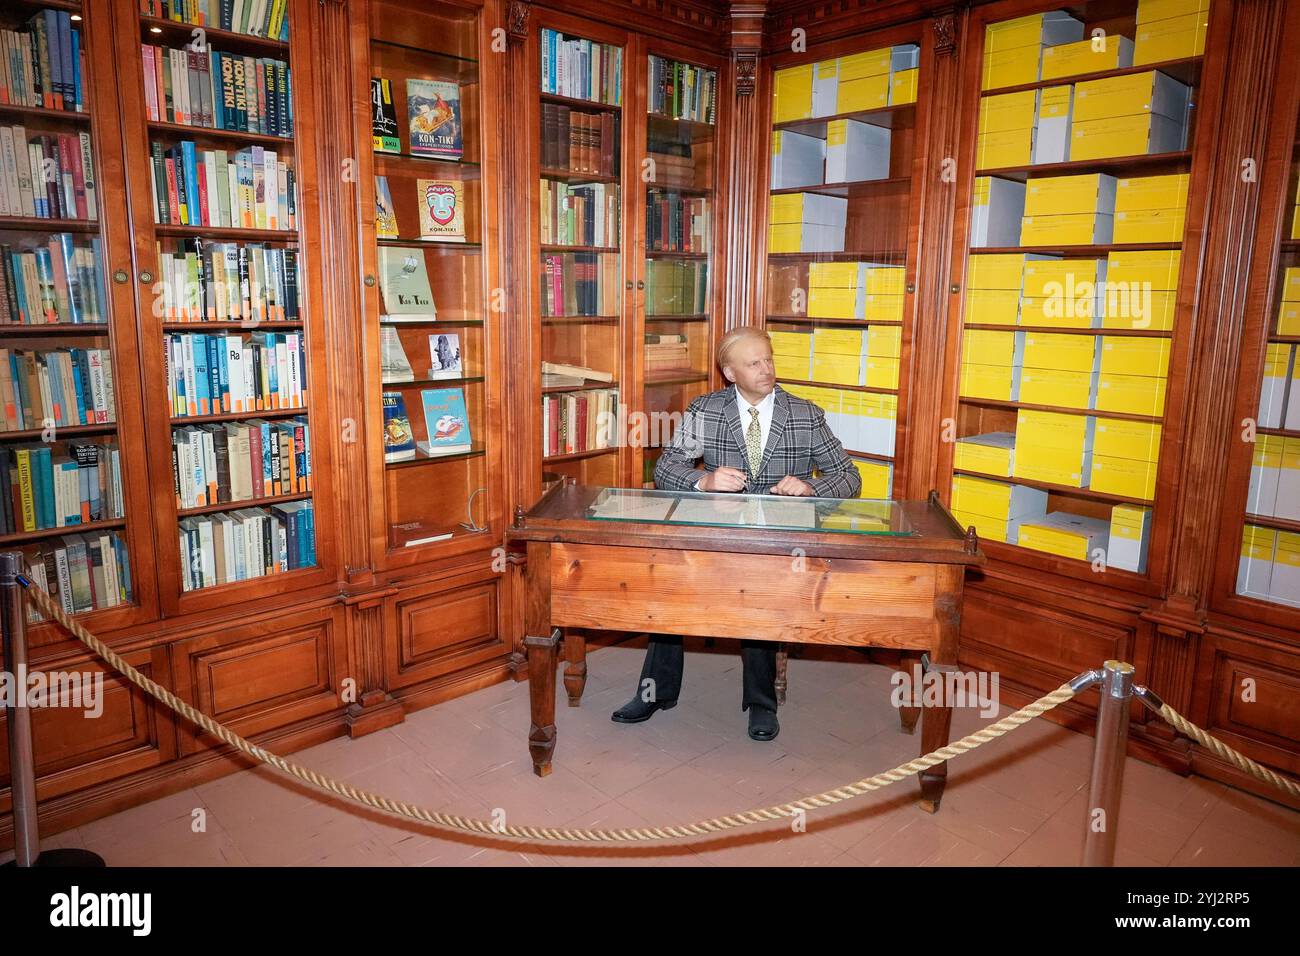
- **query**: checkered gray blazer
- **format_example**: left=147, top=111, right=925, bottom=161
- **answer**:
left=654, top=384, right=862, bottom=498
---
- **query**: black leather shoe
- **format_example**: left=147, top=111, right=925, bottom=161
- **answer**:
left=611, top=696, right=678, bottom=724
left=747, top=706, right=780, bottom=741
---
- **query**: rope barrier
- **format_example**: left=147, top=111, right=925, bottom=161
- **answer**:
left=16, top=578, right=1298, bottom=843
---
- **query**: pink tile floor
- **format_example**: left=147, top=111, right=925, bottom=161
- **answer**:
left=10, top=641, right=1300, bottom=866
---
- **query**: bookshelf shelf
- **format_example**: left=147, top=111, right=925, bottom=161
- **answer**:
left=958, top=395, right=1162, bottom=424
left=0, top=216, right=98, bottom=232
left=0, top=102, right=90, bottom=122
left=178, top=492, right=312, bottom=519
left=540, top=167, right=618, bottom=184
left=976, top=151, right=1194, bottom=181
left=542, top=380, right=619, bottom=394
left=543, top=446, right=617, bottom=464
left=970, top=243, right=1183, bottom=256
left=384, top=443, right=488, bottom=469
left=379, top=317, right=484, bottom=327
left=0, top=424, right=117, bottom=442
left=980, top=57, right=1202, bottom=98
left=645, top=371, right=707, bottom=386
left=1244, top=514, right=1300, bottom=536
left=773, top=103, right=915, bottom=138
left=0, top=518, right=127, bottom=547
left=160, top=321, right=305, bottom=332
left=138, top=16, right=289, bottom=55
left=959, top=323, right=1173, bottom=338
left=646, top=314, right=708, bottom=323
left=153, top=225, right=298, bottom=241
left=375, top=151, right=481, bottom=170
left=169, top=407, right=308, bottom=426
left=383, top=375, right=486, bottom=388
left=540, top=92, right=620, bottom=113
left=769, top=177, right=911, bottom=197
left=375, top=238, right=481, bottom=249
left=767, top=250, right=909, bottom=262
left=842, top=448, right=895, bottom=463
left=767, top=316, right=904, bottom=328
left=777, top=377, right=898, bottom=396
left=145, top=120, right=293, bottom=147
left=542, top=315, right=621, bottom=325
left=0, top=323, right=111, bottom=336
left=951, top=467, right=1152, bottom=506
left=540, top=243, right=619, bottom=253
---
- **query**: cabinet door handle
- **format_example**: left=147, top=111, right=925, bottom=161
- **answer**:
left=636, top=280, right=645, bottom=290
left=139, top=270, right=154, bottom=285
left=113, top=270, right=128, bottom=284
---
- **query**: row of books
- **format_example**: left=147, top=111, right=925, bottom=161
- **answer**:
left=373, top=77, right=464, bottom=160
left=382, top=387, right=473, bottom=461
left=645, top=333, right=690, bottom=371
left=179, top=501, right=316, bottom=592
left=141, top=44, right=294, bottom=139
left=0, top=126, right=97, bottom=220
left=149, top=141, right=296, bottom=231
left=1, top=235, right=108, bottom=326
left=540, top=104, right=620, bottom=175
left=166, top=330, right=306, bottom=418
left=156, top=238, right=299, bottom=323
left=1, top=441, right=123, bottom=535
left=380, top=327, right=462, bottom=383
left=0, top=347, right=116, bottom=431
left=541, top=387, right=619, bottom=457
left=0, top=11, right=83, bottom=112
left=540, top=252, right=620, bottom=317
left=138, top=1, right=291, bottom=41
left=647, top=56, right=716, bottom=125
left=540, top=181, right=619, bottom=248
left=645, top=189, right=710, bottom=254
left=172, top=416, right=310, bottom=509
left=645, top=259, right=708, bottom=316
left=374, top=176, right=466, bottom=241
left=21, top=532, right=132, bottom=620
left=540, top=29, right=622, bottom=106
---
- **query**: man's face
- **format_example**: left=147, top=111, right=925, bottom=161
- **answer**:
left=723, top=338, right=775, bottom=398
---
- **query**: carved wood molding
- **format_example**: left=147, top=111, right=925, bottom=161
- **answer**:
left=932, top=6, right=956, bottom=56
left=508, top=0, right=530, bottom=41
left=735, top=52, right=759, bottom=95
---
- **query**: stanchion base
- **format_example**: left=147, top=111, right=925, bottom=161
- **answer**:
left=3, top=848, right=106, bottom=867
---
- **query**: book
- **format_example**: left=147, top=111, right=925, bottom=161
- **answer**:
left=418, top=387, right=471, bottom=456
left=406, top=79, right=462, bottom=159
left=427, top=332, right=462, bottom=380
left=541, top=360, right=614, bottom=383
left=374, top=175, right=399, bottom=238
left=389, top=520, right=455, bottom=548
left=380, top=325, right=414, bottom=383
left=377, top=247, right=436, bottom=320
left=417, top=179, right=465, bottom=241
left=370, top=77, right=400, bottom=153
left=382, top=391, right=415, bottom=462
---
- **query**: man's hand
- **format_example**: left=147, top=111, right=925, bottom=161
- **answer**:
left=698, top=466, right=747, bottom=492
left=769, top=475, right=814, bottom=496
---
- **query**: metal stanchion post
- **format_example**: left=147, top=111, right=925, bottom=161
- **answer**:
left=1083, top=659, right=1136, bottom=867
left=1, top=552, right=105, bottom=867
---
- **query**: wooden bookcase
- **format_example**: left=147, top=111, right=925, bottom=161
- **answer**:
left=353, top=0, right=505, bottom=572
left=761, top=21, right=929, bottom=501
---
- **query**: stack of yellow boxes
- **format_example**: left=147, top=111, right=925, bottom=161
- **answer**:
left=1019, top=511, right=1110, bottom=560
left=820, top=44, right=921, bottom=116
left=851, top=458, right=893, bottom=498
left=1103, top=249, right=1181, bottom=330
left=959, top=328, right=1023, bottom=400
left=1279, top=267, right=1300, bottom=336
left=1021, top=172, right=1117, bottom=246
left=807, top=261, right=906, bottom=320
left=1108, top=504, right=1152, bottom=572
left=1041, top=33, right=1134, bottom=81
left=1033, top=84, right=1074, bottom=163
left=1071, top=70, right=1189, bottom=160
left=1021, top=331, right=1099, bottom=409
left=1114, top=172, right=1188, bottom=244
left=1134, top=0, right=1210, bottom=66
left=967, top=253, right=1045, bottom=325
left=769, top=192, right=847, bottom=253
left=1091, top=416, right=1162, bottom=501
left=950, top=474, right=1047, bottom=543
left=1095, top=333, right=1169, bottom=416
left=1022, top=257, right=1104, bottom=327
left=1256, top=342, right=1291, bottom=428
left=977, top=90, right=1038, bottom=169
left=772, top=64, right=813, bottom=124
left=971, top=176, right=1026, bottom=246
left=982, top=11, right=1083, bottom=90
left=811, top=328, right=866, bottom=386
left=1237, top=523, right=1276, bottom=600
left=770, top=330, right=813, bottom=381
left=867, top=324, right=901, bottom=389
left=1013, top=409, right=1094, bottom=487
left=864, top=264, right=906, bottom=322
left=954, top=432, right=1016, bottom=478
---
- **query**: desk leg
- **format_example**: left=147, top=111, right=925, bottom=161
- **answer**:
left=562, top=628, right=587, bottom=707
left=524, top=629, right=560, bottom=777
left=919, top=568, right=963, bottom=813
left=898, top=652, right=922, bottom=735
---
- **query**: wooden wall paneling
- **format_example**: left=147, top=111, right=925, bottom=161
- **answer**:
left=725, top=2, right=766, bottom=331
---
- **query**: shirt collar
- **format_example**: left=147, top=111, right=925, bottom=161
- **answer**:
left=734, top=384, right=775, bottom=416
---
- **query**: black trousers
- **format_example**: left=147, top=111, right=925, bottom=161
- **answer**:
left=635, top=634, right=778, bottom=712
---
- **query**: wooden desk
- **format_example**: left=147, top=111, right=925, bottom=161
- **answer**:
left=505, top=483, right=984, bottom=812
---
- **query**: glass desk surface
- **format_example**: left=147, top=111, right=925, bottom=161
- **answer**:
left=583, top=487, right=915, bottom=536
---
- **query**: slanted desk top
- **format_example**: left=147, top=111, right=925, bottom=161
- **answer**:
left=508, top=483, right=984, bottom=566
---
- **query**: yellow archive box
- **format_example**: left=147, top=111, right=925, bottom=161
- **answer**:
left=1279, top=299, right=1300, bottom=337
left=1105, top=249, right=1182, bottom=289
left=1115, top=173, right=1189, bottom=212
left=866, top=357, right=900, bottom=389
left=1015, top=454, right=1092, bottom=489
left=1071, top=113, right=1185, bottom=161
left=1023, top=259, right=1104, bottom=297
left=812, top=327, right=865, bottom=355
left=951, top=508, right=1017, bottom=543
left=838, top=73, right=890, bottom=113
left=892, top=69, right=918, bottom=105
left=1238, top=524, right=1276, bottom=598
left=1023, top=330, right=1099, bottom=371
left=1019, top=366, right=1097, bottom=408
left=1021, top=213, right=1114, bottom=245
left=774, top=352, right=812, bottom=380
left=979, top=90, right=1039, bottom=133
left=809, top=261, right=862, bottom=288
left=986, top=11, right=1084, bottom=52
left=1101, top=288, right=1176, bottom=331
left=1095, top=371, right=1167, bottom=415
left=1094, top=417, right=1162, bottom=462
left=1020, top=296, right=1100, bottom=328
left=963, top=328, right=1021, bottom=365
left=982, top=46, right=1041, bottom=91
left=1017, top=407, right=1094, bottom=449
left=1042, top=37, right=1135, bottom=81
left=1019, top=512, right=1110, bottom=560
left=955, top=432, right=1016, bottom=477
left=812, top=352, right=863, bottom=386
left=965, top=289, right=1022, bottom=325
left=960, top=362, right=1020, bottom=400
left=969, top=253, right=1053, bottom=289
left=1024, top=173, right=1119, bottom=217
left=772, top=64, right=813, bottom=123
left=770, top=330, right=813, bottom=356
left=951, top=472, right=1048, bottom=518
left=1099, top=335, right=1171, bottom=377
left=1091, top=454, right=1158, bottom=499
left=1073, top=70, right=1191, bottom=123
left=808, top=287, right=861, bottom=318
left=977, top=128, right=1034, bottom=168
left=868, top=325, right=902, bottom=357
left=1282, top=267, right=1300, bottom=301
left=1134, top=10, right=1210, bottom=66
left=1114, top=207, right=1186, bottom=243
left=839, top=48, right=892, bottom=80
left=770, top=192, right=847, bottom=224
left=853, top=459, right=893, bottom=498
left=1108, top=503, right=1152, bottom=573
left=1137, top=0, right=1210, bottom=24
left=864, top=294, right=906, bottom=322
left=866, top=266, right=906, bottom=294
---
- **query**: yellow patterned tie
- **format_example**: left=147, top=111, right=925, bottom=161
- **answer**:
left=745, top=406, right=762, bottom=477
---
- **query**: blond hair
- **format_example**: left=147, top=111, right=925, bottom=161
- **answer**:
left=716, top=326, right=771, bottom=370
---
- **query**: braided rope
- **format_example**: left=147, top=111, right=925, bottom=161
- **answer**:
left=23, top=580, right=1076, bottom=843
left=1155, top=701, right=1300, bottom=800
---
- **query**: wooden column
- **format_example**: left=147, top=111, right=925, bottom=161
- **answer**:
left=725, top=2, right=767, bottom=330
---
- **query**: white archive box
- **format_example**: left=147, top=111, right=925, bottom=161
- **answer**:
left=812, top=58, right=841, bottom=117
left=1032, top=85, right=1073, bottom=164
left=771, top=129, right=826, bottom=189
left=971, top=176, right=1026, bottom=247
left=825, top=119, right=891, bottom=183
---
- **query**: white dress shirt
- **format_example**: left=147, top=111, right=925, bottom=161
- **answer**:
left=693, top=385, right=775, bottom=490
